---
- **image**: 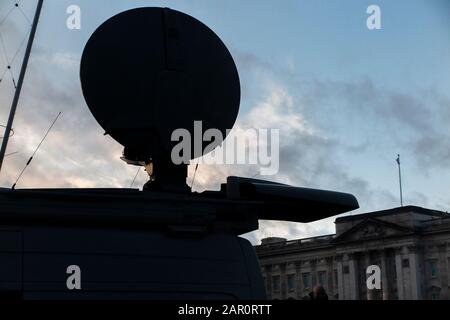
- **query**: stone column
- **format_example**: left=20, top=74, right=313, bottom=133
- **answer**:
left=408, top=247, right=422, bottom=300
left=326, top=257, right=334, bottom=298
left=295, top=261, right=302, bottom=300
left=380, top=250, right=389, bottom=300
left=438, top=244, right=449, bottom=300
left=348, top=253, right=360, bottom=300
left=310, top=259, right=317, bottom=286
left=265, top=264, right=273, bottom=300
left=336, top=255, right=345, bottom=300
left=280, top=262, right=287, bottom=300
left=365, top=252, right=374, bottom=300
left=395, top=248, right=404, bottom=300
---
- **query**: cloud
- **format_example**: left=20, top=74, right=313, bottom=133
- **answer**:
left=315, top=79, right=450, bottom=172
left=0, top=46, right=136, bottom=189
left=34, top=51, right=80, bottom=71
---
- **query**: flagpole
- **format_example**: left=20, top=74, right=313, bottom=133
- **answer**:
left=397, top=154, right=403, bottom=207
left=0, top=0, right=44, bottom=175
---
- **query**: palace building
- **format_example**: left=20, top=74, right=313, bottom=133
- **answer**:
left=255, top=206, right=450, bottom=300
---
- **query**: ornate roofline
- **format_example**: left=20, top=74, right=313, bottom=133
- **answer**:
left=335, top=205, right=449, bottom=224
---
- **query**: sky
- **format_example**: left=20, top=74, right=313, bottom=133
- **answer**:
left=0, top=0, right=449, bottom=245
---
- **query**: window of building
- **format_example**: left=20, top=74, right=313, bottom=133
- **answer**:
left=343, top=266, right=350, bottom=274
left=429, top=260, right=438, bottom=278
left=318, top=271, right=327, bottom=286
left=392, top=291, right=399, bottom=300
left=302, top=273, right=311, bottom=290
left=431, top=292, right=440, bottom=300
left=402, top=258, right=409, bottom=268
left=287, top=274, right=296, bottom=292
left=272, top=275, right=280, bottom=292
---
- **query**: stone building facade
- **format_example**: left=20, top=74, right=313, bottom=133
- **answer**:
left=255, top=206, right=450, bottom=300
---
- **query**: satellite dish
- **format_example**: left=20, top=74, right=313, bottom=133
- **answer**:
left=80, top=7, right=240, bottom=163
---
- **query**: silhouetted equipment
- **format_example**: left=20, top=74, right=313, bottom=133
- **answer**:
left=223, top=177, right=359, bottom=223
left=0, top=7, right=359, bottom=300
left=0, top=0, right=44, bottom=173
left=80, top=7, right=240, bottom=191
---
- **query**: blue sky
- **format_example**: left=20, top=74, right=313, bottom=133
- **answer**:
left=0, top=0, right=449, bottom=243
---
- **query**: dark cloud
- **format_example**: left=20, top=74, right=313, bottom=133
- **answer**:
left=296, top=77, right=450, bottom=172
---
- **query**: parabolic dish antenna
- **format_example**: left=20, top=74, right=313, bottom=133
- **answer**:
left=80, top=7, right=240, bottom=163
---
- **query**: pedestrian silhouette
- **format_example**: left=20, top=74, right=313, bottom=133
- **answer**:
left=304, top=284, right=329, bottom=300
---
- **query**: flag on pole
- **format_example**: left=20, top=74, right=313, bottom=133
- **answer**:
left=396, top=154, right=403, bottom=207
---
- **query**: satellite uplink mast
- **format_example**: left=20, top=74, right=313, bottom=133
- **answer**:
left=80, top=7, right=240, bottom=192
left=0, top=7, right=358, bottom=300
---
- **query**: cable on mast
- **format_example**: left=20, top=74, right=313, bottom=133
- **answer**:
left=0, top=125, right=14, bottom=139
left=0, top=0, right=44, bottom=175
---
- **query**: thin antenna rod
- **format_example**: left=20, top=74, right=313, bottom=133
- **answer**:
left=130, top=167, right=140, bottom=188
left=190, top=162, right=199, bottom=191
left=396, top=154, right=403, bottom=207
left=12, top=111, right=61, bottom=190
left=0, top=0, right=44, bottom=175
left=5, top=152, right=19, bottom=157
